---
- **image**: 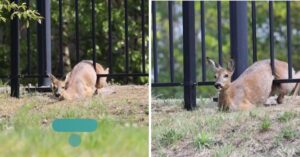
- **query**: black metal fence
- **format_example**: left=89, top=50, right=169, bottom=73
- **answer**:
left=6, top=0, right=148, bottom=98
left=151, top=1, right=300, bottom=110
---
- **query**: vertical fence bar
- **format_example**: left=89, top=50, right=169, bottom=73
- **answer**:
left=269, top=1, right=275, bottom=75
left=58, top=0, right=64, bottom=75
left=168, top=1, right=174, bottom=82
left=230, top=1, right=248, bottom=80
left=201, top=1, right=206, bottom=82
left=91, top=0, right=96, bottom=69
left=37, top=0, right=51, bottom=86
left=11, top=0, right=20, bottom=98
left=152, top=1, right=158, bottom=83
left=217, top=1, right=223, bottom=66
left=124, top=0, right=129, bottom=75
left=141, top=0, right=146, bottom=74
left=37, top=0, right=44, bottom=84
left=286, top=1, right=292, bottom=79
left=75, top=0, right=79, bottom=63
left=252, top=1, right=257, bottom=62
left=108, top=0, right=112, bottom=73
left=26, top=0, right=31, bottom=75
left=183, top=1, right=196, bottom=110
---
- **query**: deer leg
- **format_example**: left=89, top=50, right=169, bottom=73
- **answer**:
left=277, top=90, right=287, bottom=104
left=292, top=83, right=300, bottom=97
left=236, top=99, right=254, bottom=111
left=274, top=82, right=292, bottom=104
left=94, top=89, right=99, bottom=95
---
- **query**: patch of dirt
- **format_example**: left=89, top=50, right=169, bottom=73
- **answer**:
left=100, top=85, right=149, bottom=125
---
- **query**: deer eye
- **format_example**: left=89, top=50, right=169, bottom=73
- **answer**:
left=224, top=74, right=229, bottom=78
left=214, top=75, right=217, bottom=79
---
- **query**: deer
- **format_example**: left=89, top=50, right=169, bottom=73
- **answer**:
left=50, top=60, right=109, bottom=100
left=292, top=71, right=300, bottom=96
left=207, top=57, right=296, bottom=111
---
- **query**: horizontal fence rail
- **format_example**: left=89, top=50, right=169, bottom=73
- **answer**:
left=5, top=0, right=148, bottom=97
left=151, top=1, right=300, bottom=110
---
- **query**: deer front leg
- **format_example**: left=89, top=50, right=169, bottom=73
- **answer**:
left=277, top=91, right=287, bottom=104
left=239, top=99, right=254, bottom=111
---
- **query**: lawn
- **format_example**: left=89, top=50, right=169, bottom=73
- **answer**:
left=0, top=85, right=149, bottom=157
left=152, top=97, right=300, bottom=157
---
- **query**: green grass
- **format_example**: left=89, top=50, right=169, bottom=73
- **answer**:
left=260, top=116, right=271, bottom=132
left=277, top=111, right=297, bottom=122
left=0, top=119, right=147, bottom=157
left=213, top=144, right=234, bottom=157
left=0, top=91, right=148, bottom=157
left=159, top=129, right=182, bottom=146
left=194, top=131, right=213, bottom=149
left=279, top=127, right=298, bottom=140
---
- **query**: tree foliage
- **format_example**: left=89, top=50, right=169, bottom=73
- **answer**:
left=0, top=0, right=148, bottom=85
left=0, top=0, right=42, bottom=26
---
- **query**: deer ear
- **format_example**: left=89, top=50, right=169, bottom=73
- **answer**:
left=48, top=74, right=57, bottom=82
left=206, top=57, right=220, bottom=70
left=227, top=59, right=235, bottom=72
left=64, top=72, right=71, bottom=82
left=105, top=68, right=109, bottom=74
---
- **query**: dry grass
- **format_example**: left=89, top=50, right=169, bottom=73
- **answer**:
left=152, top=96, right=300, bottom=157
left=0, top=85, right=148, bottom=126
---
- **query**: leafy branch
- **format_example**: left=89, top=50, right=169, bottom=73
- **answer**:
left=0, top=0, right=43, bottom=27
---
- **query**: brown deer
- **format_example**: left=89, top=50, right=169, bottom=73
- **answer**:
left=207, top=58, right=296, bottom=111
left=50, top=60, right=109, bottom=100
left=292, top=71, right=300, bottom=96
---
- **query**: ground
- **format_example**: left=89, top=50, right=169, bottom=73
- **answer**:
left=152, top=97, right=300, bottom=157
left=0, top=85, right=148, bottom=157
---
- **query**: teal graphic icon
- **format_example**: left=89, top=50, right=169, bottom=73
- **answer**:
left=52, top=118, right=97, bottom=147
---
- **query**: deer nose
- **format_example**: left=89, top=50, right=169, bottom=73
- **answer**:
left=55, top=92, right=61, bottom=97
left=214, top=83, right=222, bottom=89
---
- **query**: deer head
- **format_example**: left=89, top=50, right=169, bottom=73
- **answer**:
left=49, top=73, right=70, bottom=98
left=207, top=57, right=235, bottom=90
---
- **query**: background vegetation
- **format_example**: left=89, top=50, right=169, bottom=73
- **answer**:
left=152, top=1, right=300, bottom=98
left=0, top=0, right=148, bottom=85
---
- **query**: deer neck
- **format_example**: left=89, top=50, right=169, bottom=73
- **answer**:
left=218, top=83, right=232, bottom=107
left=59, top=90, right=72, bottom=100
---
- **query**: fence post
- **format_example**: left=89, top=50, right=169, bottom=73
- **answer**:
left=182, top=2, right=196, bottom=110
left=10, top=0, right=20, bottom=98
left=230, top=1, right=248, bottom=80
left=37, top=0, right=51, bottom=86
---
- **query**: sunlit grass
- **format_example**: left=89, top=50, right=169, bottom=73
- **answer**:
left=0, top=90, right=148, bottom=157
